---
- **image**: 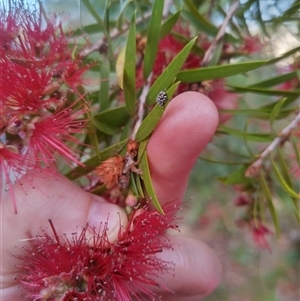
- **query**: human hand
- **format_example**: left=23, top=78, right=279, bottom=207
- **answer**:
left=0, top=91, right=221, bottom=301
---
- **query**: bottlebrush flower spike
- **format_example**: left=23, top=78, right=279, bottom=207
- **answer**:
left=0, top=142, right=34, bottom=213
left=23, top=99, right=88, bottom=167
left=15, top=202, right=180, bottom=301
left=250, top=221, right=272, bottom=251
left=0, top=1, right=92, bottom=211
left=1, top=58, right=53, bottom=116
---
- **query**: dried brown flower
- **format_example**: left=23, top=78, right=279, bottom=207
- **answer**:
left=94, top=155, right=125, bottom=189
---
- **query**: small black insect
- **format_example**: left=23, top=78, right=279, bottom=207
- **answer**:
left=156, top=91, right=168, bottom=106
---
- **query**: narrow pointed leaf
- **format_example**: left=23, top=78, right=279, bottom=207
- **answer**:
left=218, top=108, right=294, bottom=119
left=160, top=10, right=181, bottom=39
left=138, top=138, right=149, bottom=162
left=228, top=85, right=299, bottom=97
left=271, top=158, right=300, bottom=199
left=259, top=172, right=280, bottom=237
left=93, top=106, right=130, bottom=135
left=81, top=0, right=104, bottom=26
left=292, top=136, right=300, bottom=164
left=116, top=47, right=126, bottom=89
left=116, top=0, right=133, bottom=31
left=267, top=46, right=300, bottom=65
left=91, top=184, right=106, bottom=195
left=208, top=40, right=224, bottom=66
left=224, top=165, right=250, bottom=185
left=131, top=173, right=145, bottom=197
left=130, top=172, right=140, bottom=196
left=143, top=0, right=165, bottom=79
left=140, top=150, right=164, bottom=213
left=147, top=37, right=197, bottom=104
left=86, top=118, right=100, bottom=158
left=73, top=23, right=104, bottom=36
left=177, top=61, right=267, bottom=83
left=65, top=140, right=128, bottom=180
left=270, top=98, right=286, bottom=125
left=247, top=71, right=298, bottom=88
left=124, top=12, right=136, bottom=116
left=277, top=148, right=294, bottom=187
left=219, top=126, right=274, bottom=142
left=99, top=56, right=110, bottom=110
left=136, top=82, right=180, bottom=141
left=182, top=0, right=238, bottom=43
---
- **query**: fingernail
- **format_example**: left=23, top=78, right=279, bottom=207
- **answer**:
left=88, top=196, right=128, bottom=242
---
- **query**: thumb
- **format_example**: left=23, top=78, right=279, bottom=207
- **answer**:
left=1, top=169, right=127, bottom=287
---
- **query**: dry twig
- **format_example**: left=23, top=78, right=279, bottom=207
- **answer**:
left=245, top=111, right=300, bottom=177
left=201, top=0, right=239, bottom=66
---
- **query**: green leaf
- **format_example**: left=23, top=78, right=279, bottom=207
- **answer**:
left=147, top=37, right=197, bottom=104
left=136, top=82, right=180, bottom=142
left=218, top=108, right=294, bottom=120
left=260, top=95, right=298, bottom=110
left=116, top=0, right=133, bottom=31
left=81, top=0, right=104, bottom=27
left=182, top=3, right=216, bottom=35
left=86, top=117, right=100, bottom=158
left=99, top=56, right=110, bottom=110
left=216, top=3, right=243, bottom=39
left=224, top=165, right=250, bottom=185
left=208, top=39, right=224, bottom=66
left=292, top=136, right=300, bottom=165
left=267, top=46, right=300, bottom=65
left=277, top=148, right=300, bottom=223
left=277, top=148, right=293, bottom=187
left=247, top=71, right=298, bottom=88
left=123, top=12, right=136, bottom=116
left=116, top=47, right=126, bottom=89
left=90, top=184, right=106, bottom=195
left=218, top=126, right=274, bottom=142
left=254, top=0, right=269, bottom=37
left=93, top=106, right=130, bottom=135
left=73, top=23, right=104, bottom=36
left=140, top=150, right=164, bottom=213
left=138, top=138, right=149, bottom=161
left=228, top=85, right=299, bottom=97
left=271, top=157, right=300, bottom=199
left=131, top=172, right=145, bottom=197
left=270, top=98, right=286, bottom=126
left=143, top=0, right=165, bottom=79
left=64, top=140, right=128, bottom=180
left=177, top=61, right=267, bottom=83
left=129, top=172, right=140, bottom=196
left=182, top=0, right=238, bottom=43
left=259, top=172, right=280, bottom=237
left=171, top=32, right=205, bottom=55
left=160, top=10, right=181, bottom=39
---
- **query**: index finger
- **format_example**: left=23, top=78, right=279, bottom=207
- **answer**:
left=147, top=92, right=219, bottom=204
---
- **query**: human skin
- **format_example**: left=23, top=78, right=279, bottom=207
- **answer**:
left=0, top=91, right=222, bottom=301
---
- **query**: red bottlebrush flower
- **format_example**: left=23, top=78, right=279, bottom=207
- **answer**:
left=0, top=141, right=34, bottom=213
left=1, top=58, right=54, bottom=116
left=233, top=194, right=252, bottom=206
left=277, top=61, right=300, bottom=91
left=250, top=221, right=272, bottom=251
left=239, top=35, right=263, bottom=54
left=15, top=202, right=180, bottom=301
left=23, top=100, right=88, bottom=168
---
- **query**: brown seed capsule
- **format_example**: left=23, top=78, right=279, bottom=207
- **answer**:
left=94, top=155, right=125, bottom=189
left=126, top=139, right=139, bottom=159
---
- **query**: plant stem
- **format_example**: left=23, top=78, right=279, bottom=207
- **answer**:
left=80, top=1, right=173, bottom=58
left=201, top=0, right=239, bottom=66
left=131, top=73, right=152, bottom=140
left=245, top=111, right=300, bottom=177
